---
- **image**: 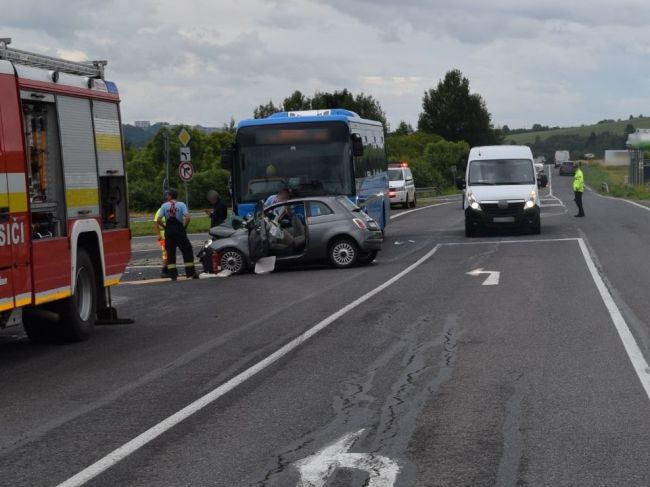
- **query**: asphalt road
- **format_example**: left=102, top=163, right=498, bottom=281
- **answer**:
left=2, top=170, right=650, bottom=486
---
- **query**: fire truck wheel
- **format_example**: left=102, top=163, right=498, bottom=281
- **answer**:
left=23, top=308, right=57, bottom=343
left=58, top=249, right=97, bottom=341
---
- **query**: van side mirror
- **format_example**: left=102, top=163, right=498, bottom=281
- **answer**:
left=351, top=134, right=364, bottom=157
left=455, top=177, right=466, bottom=190
left=220, top=145, right=234, bottom=171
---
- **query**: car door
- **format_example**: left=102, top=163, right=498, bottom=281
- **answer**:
left=264, top=201, right=308, bottom=262
left=248, top=201, right=268, bottom=262
left=305, top=201, right=339, bottom=260
left=405, top=168, right=415, bottom=199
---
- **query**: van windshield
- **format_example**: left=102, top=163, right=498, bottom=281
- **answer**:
left=468, top=159, right=535, bottom=185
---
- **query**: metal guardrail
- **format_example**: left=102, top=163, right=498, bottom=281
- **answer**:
left=415, top=186, right=442, bottom=197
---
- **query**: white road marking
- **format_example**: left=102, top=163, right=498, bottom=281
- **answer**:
left=390, top=201, right=453, bottom=220
left=445, top=237, right=580, bottom=246
left=588, top=187, right=650, bottom=213
left=452, top=237, right=650, bottom=402
left=577, top=238, right=650, bottom=401
left=295, top=429, right=399, bottom=487
left=56, top=245, right=443, bottom=487
left=544, top=169, right=566, bottom=209
left=466, top=268, right=500, bottom=285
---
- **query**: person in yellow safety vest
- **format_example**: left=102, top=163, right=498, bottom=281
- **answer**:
left=573, top=161, right=585, bottom=217
left=153, top=208, right=169, bottom=277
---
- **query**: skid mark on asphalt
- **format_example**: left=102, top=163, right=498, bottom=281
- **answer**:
left=254, top=311, right=462, bottom=486
left=495, top=373, right=526, bottom=487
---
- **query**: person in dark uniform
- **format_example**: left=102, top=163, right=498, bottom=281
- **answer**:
left=157, top=188, right=197, bottom=280
left=206, top=190, right=228, bottom=227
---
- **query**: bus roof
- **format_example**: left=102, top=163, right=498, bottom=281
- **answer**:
left=237, top=108, right=383, bottom=129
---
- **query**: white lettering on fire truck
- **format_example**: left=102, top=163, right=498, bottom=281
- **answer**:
left=0, top=222, right=25, bottom=247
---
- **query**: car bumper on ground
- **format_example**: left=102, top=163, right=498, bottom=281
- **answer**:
left=465, top=204, right=540, bottom=229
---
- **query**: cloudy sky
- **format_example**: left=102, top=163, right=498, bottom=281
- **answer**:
left=3, top=0, right=650, bottom=130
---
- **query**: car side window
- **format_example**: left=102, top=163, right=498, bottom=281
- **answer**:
left=308, top=201, right=333, bottom=217
left=405, top=169, right=413, bottom=182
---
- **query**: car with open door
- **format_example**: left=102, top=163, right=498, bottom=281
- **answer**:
left=208, top=196, right=384, bottom=274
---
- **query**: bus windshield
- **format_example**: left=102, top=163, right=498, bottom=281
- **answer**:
left=468, top=159, right=535, bottom=185
left=236, top=124, right=354, bottom=203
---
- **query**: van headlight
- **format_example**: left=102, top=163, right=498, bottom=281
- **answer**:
left=524, top=190, right=537, bottom=210
left=467, top=193, right=481, bottom=211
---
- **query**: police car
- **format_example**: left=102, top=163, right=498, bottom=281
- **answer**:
left=388, top=162, right=416, bottom=208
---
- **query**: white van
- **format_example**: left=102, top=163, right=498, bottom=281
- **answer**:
left=388, top=162, right=416, bottom=208
left=457, top=146, right=547, bottom=237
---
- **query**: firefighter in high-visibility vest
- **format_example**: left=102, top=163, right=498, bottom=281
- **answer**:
left=573, top=161, right=585, bottom=217
left=157, top=188, right=197, bottom=280
left=153, top=208, right=168, bottom=277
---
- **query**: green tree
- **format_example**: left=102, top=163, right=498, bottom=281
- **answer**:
left=126, top=126, right=234, bottom=211
left=282, top=90, right=311, bottom=111
left=386, top=131, right=442, bottom=162
left=254, top=100, right=280, bottom=119
left=252, top=89, right=388, bottom=130
left=423, top=139, right=470, bottom=186
left=311, top=89, right=387, bottom=130
left=418, top=69, right=499, bottom=146
left=625, top=123, right=635, bottom=135
left=392, top=121, right=414, bottom=136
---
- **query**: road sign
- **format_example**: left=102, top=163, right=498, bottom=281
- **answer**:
left=466, top=268, right=500, bottom=286
left=178, top=128, right=191, bottom=146
left=295, top=429, right=399, bottom=486
left=180, top=146, right=191, bottom=162
left=178, top=161, right=194, bottom=182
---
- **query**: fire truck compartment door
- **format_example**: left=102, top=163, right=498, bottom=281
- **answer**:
left=92, top=101, right=125, bottom=176
left=57, top=96, right=100, bottom=219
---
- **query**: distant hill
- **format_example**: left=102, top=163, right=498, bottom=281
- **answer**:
left=122, top=123, right=226, bottom=147
left=504, top=117, right=650, bottom=145
left=123, top=123, right=167, bottom=147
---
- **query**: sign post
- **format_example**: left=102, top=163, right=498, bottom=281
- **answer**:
left=178, top=129, right=192, bottom=208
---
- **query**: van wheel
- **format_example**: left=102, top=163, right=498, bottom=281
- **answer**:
left=410, top=194, right=417, bottom=208
left=402, top=196, right=409, bottom=209
left=465, top=220, right=476, bottom=238
left=57, top=249, right=97, bottom=341
left=329, top=238, right=359, bottom=268
left=531, top=217, right=541, bottom=235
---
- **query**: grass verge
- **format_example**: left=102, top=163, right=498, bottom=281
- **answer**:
left=130, top=216, right=212, bottom=237
left=583, top=164, right=650, bottom=200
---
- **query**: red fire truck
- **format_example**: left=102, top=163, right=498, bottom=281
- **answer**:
left=0, top=38, right=131, bottom=342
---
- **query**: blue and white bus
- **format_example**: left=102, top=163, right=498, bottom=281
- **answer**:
left=221, top=109, right=390, bottom=229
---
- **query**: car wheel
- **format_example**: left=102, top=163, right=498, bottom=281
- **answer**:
left=57, top=249, right=97, bottom=341
left=220, top=248, right=247, bottom=274
left=328, top=238, right=359, bottom=268
left=357, top=250, right=378, bottom=266
left=410, top=193, right=417, bottom=208
left=402, top=196, right=409, bottom=209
